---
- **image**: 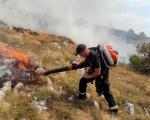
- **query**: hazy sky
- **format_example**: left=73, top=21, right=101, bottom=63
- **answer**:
left=0, top=0, right=149, bottom=62
left=0, top=0, right=150, bottom=35
left=110, top=0, right=150, bottom=35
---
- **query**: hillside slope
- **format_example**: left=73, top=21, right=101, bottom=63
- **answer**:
left=0, top=28, right=150, bottom=120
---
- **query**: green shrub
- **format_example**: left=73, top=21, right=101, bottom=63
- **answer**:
left=129, top=42, right=150, bottom=74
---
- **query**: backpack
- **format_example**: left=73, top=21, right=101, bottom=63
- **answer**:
left=96, top=44, right=119, bottom=68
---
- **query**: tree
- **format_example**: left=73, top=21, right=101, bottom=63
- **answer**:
left=129, top=42, right=150, bottom=74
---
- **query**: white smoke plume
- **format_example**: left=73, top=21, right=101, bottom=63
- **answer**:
left=0, top=0, right=139, bottom=63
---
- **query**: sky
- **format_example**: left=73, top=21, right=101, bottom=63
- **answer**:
left=112, top=0, right=150, bottom=35
left=0, top=0, right=150, bottom=35
left=0, top=0, right=149, bottom=62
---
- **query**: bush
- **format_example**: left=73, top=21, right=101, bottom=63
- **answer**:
left=129, top=42, right=150, bottom=74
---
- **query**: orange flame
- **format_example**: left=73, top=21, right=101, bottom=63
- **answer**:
left=39, top=29, right=49, bottom=36
left=0, top=43, right=30, bottom=71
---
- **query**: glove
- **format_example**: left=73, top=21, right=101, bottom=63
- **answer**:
left=35, top=67, right=45, bottom=75
left=71, top=60, right=78, bottom=66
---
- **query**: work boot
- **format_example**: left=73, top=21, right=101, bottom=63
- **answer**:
left=78, top=94, right=87, bottom=100
left=110, top=108, right=118, bottom=116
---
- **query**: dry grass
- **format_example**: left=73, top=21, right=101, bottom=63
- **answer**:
left=0, top=28, right=150, bottom=120
left=1, top=92, right=40, bottom=120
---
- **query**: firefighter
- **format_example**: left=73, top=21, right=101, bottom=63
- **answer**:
left=75, top=44, right=118, bottom=115
left=35, top=43, right=118, bottom=115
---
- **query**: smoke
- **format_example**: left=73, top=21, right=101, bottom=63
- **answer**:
left=0, top=0, right=138, bottom=63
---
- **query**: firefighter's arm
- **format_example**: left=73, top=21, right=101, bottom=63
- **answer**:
left=83, top=67, right=101, bottom=79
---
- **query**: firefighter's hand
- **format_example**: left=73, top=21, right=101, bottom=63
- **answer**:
left=71, top=60, right=78, bottom=67
left=83, top=73, right=91, bottom=79
left=100, top=75, right=103, bottom=79
left=35, top=67, right=45, bottom=75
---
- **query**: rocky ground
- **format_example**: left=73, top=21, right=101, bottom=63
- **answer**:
left=0, top=27, right=150, bottom=120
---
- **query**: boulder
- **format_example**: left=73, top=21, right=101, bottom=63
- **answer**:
left=86, top=93, right=91, bottom=98
left=14, top=82, right=24, bottom=93
left=47, top=77, right=54, bottom=91
left=143, top=107, right=150, bottom=117
left=2, top=81, right=11, bottom=92
left=68, top=95, right=74, bottom=101
left=62, top=41, right=68, bottom=46
left=27, top=91, right=35, bottom=98
left=35, top=67, right=45, bottom=75
left=47, top=77, right=53, bottom=86
left=48, top=86, right=54, bottom=91
left=93, top=100, right=100, bottom=110
left=35, top=100, right=48, bottom=111
left=125, top=102, right=134, bottom=114
left=59, top=86, right=63, bottom=93
left=0, top=90, right=5, bottom=100
left=51, top=42, right=61, bottom=50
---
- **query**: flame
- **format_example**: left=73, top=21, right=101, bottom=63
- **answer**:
left=39, top=29, right=49, bottom=36
left=0, top=43, right=30, bottom=71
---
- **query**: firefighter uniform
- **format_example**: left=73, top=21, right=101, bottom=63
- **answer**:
left=78, top=48, right=118, bottom=112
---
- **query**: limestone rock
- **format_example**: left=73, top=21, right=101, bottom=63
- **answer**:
left=14, top=82, right=24, bottom=93
left=51, top=42, right=61, bottom=50
left=93, top=100, right=100, bottom=110
left=3, top=81, right=11, bottom=92
left=0, top=90, right=5, bottom=100
left=125, top=102, right=134, bottom=114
